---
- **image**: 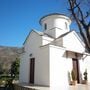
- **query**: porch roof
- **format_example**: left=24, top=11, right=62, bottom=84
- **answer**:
left=66, top=50, right=90, bottom=60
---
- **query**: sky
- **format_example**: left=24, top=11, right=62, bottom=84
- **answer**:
left=0, top=0, right=77, bottom=47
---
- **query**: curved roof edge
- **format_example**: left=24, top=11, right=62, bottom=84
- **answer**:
left=39, top=13, right=71, bottom=25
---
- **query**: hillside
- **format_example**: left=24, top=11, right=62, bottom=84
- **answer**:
left=0, top=46, right=22, bottom=72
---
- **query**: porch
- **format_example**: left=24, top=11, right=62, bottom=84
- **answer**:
left=69, top=84, right=90, bottom=90
left=14, top=83, right=90, bottom=90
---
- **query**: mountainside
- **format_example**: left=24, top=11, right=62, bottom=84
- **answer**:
left=0, top=46, right=22, bottom=71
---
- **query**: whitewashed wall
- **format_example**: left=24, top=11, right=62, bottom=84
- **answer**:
left=20, top=13, right=90, bottom=88
left=42, top=35, right=53, bottom=45
left=79, top=56, right=90, bottom=83
left=63, top=31, right=85, bottom=53
left=35, top=45, right=49, bottom=86
left=41, top=15, right=71, bottom=38
left=19, top=53, right=30, bottom=83
left=19, top=31, right=42, bottom=83
left=49, top=45, right=70, bottom=90
left=85, top=56, right=90, bottom=83
left=20, top=31, right=51, bottom=85
left=41, top=15, right=71, bottom=31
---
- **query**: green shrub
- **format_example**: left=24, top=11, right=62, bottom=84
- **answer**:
left=71, top=69, right=77, bottom=81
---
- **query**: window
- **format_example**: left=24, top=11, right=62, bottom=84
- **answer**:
left=44, top=23, right=47, bottom=30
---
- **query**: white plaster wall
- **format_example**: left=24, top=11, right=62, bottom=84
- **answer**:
left=66, top=58, right=73, bottom=72
left=19, top=53, right=30, bottom=83
left=79, top=56, right=90, bottom=83
left=42, top=18, right=54, bottom=31
left=20, top=31, right=42, bottom=83
left=42, top=15, right=71, bottom=38
left=41, top=15, right=71, bottom=31
left=49, top=45, right=70, bottom=89
left=54, top=18, right=70, bottom=31
left=85, top=56, right=90, bottom=83
left=45, top=27, right=69, bottom=38
left=55, top=28, right=68, bottom=38
left=20, top=31, right=50, bottom=85
left=79, top=59, right=86, bottom=80
left=63, top=31, right=85, bottom=53
left=35, top=45, right=49, bottom=86
left=42, top=36, right=53, bottom=45
left=52, top=38, right=63, bottom=46
left=44, top=28, right=56, bottom=38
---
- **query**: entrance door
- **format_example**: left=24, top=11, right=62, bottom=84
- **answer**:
left=72, top=58, right=80, bottom=83
left=30, top=58, right=35, bottom=84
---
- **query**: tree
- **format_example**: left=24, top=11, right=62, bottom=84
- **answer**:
left=0, top=64, right=3, bottom=75
left=68, top=0, right=90, bottom=53
left=10, top=58, right=20, bottom=80
left=5, top=58, right=20, bottom=90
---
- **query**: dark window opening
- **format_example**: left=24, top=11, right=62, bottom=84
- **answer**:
left=30, top=58, right=35, bottom=84
left=44, top=23, right=47, bottom=30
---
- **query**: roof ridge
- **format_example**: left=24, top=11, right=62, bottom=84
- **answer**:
left=56, top=31, right=73, bottom=39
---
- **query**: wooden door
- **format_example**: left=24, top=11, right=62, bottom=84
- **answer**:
left=72, top=58, right=80, bottom=83
left=30, top=58, right=35, bottom=84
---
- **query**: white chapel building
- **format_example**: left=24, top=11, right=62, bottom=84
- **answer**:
left=19, top=13, right=90, bottom=89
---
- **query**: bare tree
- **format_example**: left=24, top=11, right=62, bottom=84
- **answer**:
left=68, top=0, right=90, bottom=53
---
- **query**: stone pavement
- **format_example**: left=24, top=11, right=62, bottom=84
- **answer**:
left=69, top=84, right=90, bottom=90
left=19, top=83, right=90, bottom=90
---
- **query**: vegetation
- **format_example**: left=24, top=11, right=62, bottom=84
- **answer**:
left=68, top=0, right=90, bottom=53
left=71, top=69, right=77, bottom=81
left=0, top=64, right=3, bottom=75
left=10, top=58, right=20, bottom=80
left=83, top=69, right=88, bottom=81
left=0, top=58, right=20, bottom=89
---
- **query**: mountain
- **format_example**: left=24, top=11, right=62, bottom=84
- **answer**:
left=0, top=46, right=22, bottom=72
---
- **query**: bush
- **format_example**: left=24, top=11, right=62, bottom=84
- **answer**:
left=71, top=69, right=77, bottom=81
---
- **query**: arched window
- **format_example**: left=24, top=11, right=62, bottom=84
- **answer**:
left=44, top=23, right=47, bottom=30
